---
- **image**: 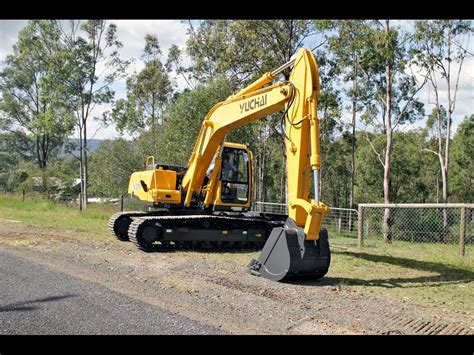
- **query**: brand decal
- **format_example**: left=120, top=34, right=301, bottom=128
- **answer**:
left=240, top=94, right=267, bottom=114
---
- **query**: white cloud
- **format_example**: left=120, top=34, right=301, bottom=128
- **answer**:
left=113, top=20, right=188, bottom=60
left=0, top=20, right=27, bottom=63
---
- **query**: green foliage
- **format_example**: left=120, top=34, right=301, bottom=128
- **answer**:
left=12, top=158, right=79, bottom=199
left=354, top=130, right=435, bottom=203
left=450, top=115, right=474, bottom=202
left=110, top=35, right=172, bottom=137
left=88, top=138, right=143, bottom=197
left=321, top=133, right=352, bottom=207
left=357, top=21, right=426, bottom=129
left=412, top=20, right=472, bottom=71
left=2, top=19, right=472, bottom=208
left=0, top=20, right=75, bottom=169
left=185, top=20, right=324, bottom=85
left=155, top=77, right=234, bottom=166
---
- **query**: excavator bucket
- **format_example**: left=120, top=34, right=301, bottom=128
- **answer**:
left=247, top=218, right=330, bottom=282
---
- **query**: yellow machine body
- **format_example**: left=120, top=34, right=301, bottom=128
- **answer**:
left=128, top=142, right=253, bottom=210
left=113, top=48, right=332, bottom=282
left=128, top=162, right=181, bottom=204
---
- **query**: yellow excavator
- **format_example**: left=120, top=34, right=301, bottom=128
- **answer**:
left=108, top=48, right=330, bottom=282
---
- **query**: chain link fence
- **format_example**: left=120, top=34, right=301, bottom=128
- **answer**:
left=252, top=201, right=359, bottom=238
left=324, top=207, right=358, bottom=237
left=252, top=201, right=287, bottom=214
left=252, top=201, right=473, bottom=257
left=357, top=204, right=473, bottom=256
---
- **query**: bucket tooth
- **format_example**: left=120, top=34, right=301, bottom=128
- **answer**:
left=248, top=218, right=330, bottom=282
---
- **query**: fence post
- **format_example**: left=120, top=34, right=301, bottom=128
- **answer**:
left=120, top=194, right=124, bottom=212
left=460, top=206, right=466, bottom=257
left=22, top=189, right=25, bottom=201
left=358, top=204, right=364, bottom=247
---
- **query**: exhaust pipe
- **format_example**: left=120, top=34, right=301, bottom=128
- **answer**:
left=248, top=218, right=330, bottom=282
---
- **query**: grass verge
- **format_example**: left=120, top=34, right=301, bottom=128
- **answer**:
left=0, top=193, right=116, bottom=237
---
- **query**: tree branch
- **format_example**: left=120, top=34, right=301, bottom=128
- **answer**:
left=422, top=147, right=440, bottom=157
left=364, top=129, right=385, bottom=168
left=393, top=73, right=429, bottom=129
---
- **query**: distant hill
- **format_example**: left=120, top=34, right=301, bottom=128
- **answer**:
left=58, top=139, right=104, bottom=157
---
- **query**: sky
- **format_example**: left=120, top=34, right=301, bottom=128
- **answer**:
left=0, top=20, right=472, bottom=140
left=0, top=20, right=190, bottom=140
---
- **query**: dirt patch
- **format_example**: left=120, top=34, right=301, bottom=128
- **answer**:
left=0, top=222, right=472, bottom=335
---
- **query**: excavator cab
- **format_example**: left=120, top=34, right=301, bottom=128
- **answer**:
left=203, top=142, right=253, bottom=211
left=218, top=146, right=250, bottom=205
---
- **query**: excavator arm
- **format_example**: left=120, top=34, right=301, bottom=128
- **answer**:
left=182, top=48, right=329, bottom=242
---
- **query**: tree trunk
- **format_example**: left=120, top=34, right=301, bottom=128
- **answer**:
left=441, top=163, right=449, bottom=242
left=383, top=20, right=393, bottom=243
left=78, top=126, right=84, bottom=211
left=383, top=126, right=393, bottom=243
left=349, top=57, right=358, bottom=232
left=442, top=22, right=453, bottom=243
left=82, top=120, right=88, bottom=209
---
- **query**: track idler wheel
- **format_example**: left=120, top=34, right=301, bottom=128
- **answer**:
left=247, top=218, right=330, bottom=282
left=111, top=215, right=132, bottom=241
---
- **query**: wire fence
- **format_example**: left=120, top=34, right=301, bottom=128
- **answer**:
left=252, top=201, right=473, bottom=257
left=358, top=204, right=473, bottom=256
left=252, top=201, right=287, bottom=214
left=252, top=201, right=359, bottom=237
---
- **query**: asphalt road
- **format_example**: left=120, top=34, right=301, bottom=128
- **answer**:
left=0, top=250, right=227, bottom=335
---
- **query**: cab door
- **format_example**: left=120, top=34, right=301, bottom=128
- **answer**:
left=216, top=145, right=252, bottom=209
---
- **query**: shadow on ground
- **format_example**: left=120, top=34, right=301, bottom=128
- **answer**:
left=140, top=244, right=261, bottom=255
left=287, top=250, right=473, bottom=288
left=0, top=294, right=76, bottom=312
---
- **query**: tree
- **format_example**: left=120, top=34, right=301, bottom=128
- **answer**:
left=358, top=20, right=427, bottom=242
left=413, top=20, right=472, bottom=239
left=184, top=20, right=329, bottom=87
left=0, top=132, right=23, bottom=192
left=111, top=34, right=173, bottom=155
left=0, top=20, right=74, bottom=173
left=166, top=44, right=195, bottom=91
left=314, top=48, right=344, bottom=203
left=355, top=130, right=429, bottom=204
left=156, top=77, right=234, bottom=166
left=52, top=20, right=129, bottom=209
left=89, top=139, right=143, bottom=197
left=326, top=20, right=371, bottom=213
left=414, top=20, right=472, bottom=205
left=182, top=20, right=333, bottom=203
left=321, top=133, right=352, bottom=208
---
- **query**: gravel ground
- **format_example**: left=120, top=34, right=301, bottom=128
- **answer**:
left=0, top=250, right=227, bottom=335
left=0, top=222, right=472, bottom=335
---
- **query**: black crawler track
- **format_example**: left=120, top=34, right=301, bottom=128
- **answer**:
left=108, top=211, right=167, bottom=241
left=109, top=211, right=285, bottom=251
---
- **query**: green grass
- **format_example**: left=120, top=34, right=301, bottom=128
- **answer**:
left=327, top=234, right=473, bottom=313
left=1, top=193, right=472, bottom=313
left=0, top=193, right=117, bottom=236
